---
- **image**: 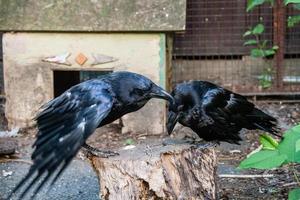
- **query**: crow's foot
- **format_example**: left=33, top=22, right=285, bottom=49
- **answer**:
left=162, top=137, right=201, bottom=146
left=193, top=141, right=218, bottom=149
left=82, top=143, right=119, bottom=158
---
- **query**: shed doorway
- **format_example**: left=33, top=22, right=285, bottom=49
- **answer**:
left=53, top=70, right=112, bottom=97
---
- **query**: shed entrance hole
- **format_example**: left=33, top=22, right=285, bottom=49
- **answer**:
left=53, top=70, right=112, bottom=97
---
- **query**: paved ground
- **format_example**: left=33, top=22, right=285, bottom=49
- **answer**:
left=0, top=159, right=99, bottom=200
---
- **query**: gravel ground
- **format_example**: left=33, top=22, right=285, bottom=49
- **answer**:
left=0, top=160, right=99, bottom=200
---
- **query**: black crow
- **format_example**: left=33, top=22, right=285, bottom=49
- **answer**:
left=8, top=71, right=174, bottom=199
left=167, top=81, right=280, bottom=144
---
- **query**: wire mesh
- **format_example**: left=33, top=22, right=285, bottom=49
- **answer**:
left=172, top=0, right=300, bottom=95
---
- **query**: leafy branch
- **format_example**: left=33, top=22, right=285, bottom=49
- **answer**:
left=243, top=23, right=278, bottom=89
left=247, top=0, right=300, bottom=28
left=244, top=23, right=278, bottom=58
left=242, top=1, right=300, bottom=198
left=239, top=125, right=300, bottom=199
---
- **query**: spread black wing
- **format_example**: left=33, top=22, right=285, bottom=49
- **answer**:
left=8, top=80, right=113, bottom=199
left=201, top=88, right=279, bottom=143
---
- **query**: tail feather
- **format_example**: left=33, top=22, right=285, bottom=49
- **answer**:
left=247, top=108, right=281, bottom=138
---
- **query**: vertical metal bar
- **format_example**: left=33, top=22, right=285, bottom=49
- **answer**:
left=165, top=34, right=173, bottom=92
left=273, top=0, right=285, bottom=90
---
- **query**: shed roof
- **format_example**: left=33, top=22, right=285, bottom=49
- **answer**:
left=0, top=0, right=186, bottom=32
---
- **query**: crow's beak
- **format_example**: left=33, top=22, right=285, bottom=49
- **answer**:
left=167, top=111, right=179, bottom=135
left=150, top=86, right=175, bottom=106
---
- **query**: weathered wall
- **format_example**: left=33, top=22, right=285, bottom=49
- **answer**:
left=0, top=0, right=186, bottom=32
left=3, top=33, right=168, bottom=134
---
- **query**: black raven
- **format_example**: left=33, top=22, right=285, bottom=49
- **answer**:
left=8, top=71, right=174, bottom=199
left=167, top=81, right=280, bottom=144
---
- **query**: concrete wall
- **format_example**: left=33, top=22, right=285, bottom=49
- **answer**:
left=3, top=32, right=168, bottom=134
left=0, top=0, right=186, bottom=32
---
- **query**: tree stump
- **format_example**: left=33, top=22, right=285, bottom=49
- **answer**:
left=88, top=140, right=217, bottom=200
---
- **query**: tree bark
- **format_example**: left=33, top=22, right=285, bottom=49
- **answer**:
left=88, top=140, right=217, bottom=200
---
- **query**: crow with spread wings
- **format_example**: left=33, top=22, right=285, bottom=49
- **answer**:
left=8, top=71, right=174, bottom=199
left=167, top=81, right=280, bottom=144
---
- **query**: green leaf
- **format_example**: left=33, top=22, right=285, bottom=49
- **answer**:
left=238, top=150, right=287, bottom=169
left=264, top=49, right=276, bottom=56
left=251, top=48, right=265, bottom=57
left=252, top=24, right=265, bottom=34
left=244, top=40, right=258, bottom=46
left=124, top=138, right=135, bottom=145
left=262, top=40, right=268, bottom=48
left=285, top=0, right=300, bottom=5
left=247, top=0, right=266, bottom=12
left=272, top=45, right=279, bottom=50
left=260, top=80, right=272, bottom=89
left=288, top=15, right=300, bottom=28
left=259, top=75, right=272, bottom=89
left=259, top=134, right=279, bottom=150
left=243, top=30, right=253, bottom=37
left=288, top=188, right=300, bottom=200
left=278, top=124, right=300, bottom=163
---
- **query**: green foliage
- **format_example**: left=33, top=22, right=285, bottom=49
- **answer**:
left=285, top=0, right=300, bottom=5
left=243, top=23, right=277, bottom=89
left=244, top=39, right=258, bottom=46
left=258, top=72, right=272, bottom=89
left=247, top=0, right=274, bottom=12
left=285, top=1, right=300, bottom=28
left=243, top=1, right=300, bottom=197
left=250, top=49, right=264, bottom=57
left=243, top=30, right=252, bottom=37
left=289, top=188, right=300, bottom=200
left=252, top=23, right=265, bottom=34
left=278, top=125, right=300, bottom=163
left=239, top=125, right=300, bottom=198
left=239, top=150, right=287, bottom=169
left=124, top=138, right=135, bottom=145
left=260, top=134, right=279, bottom=150
left=288, top=15, right=300, bottom=28
left=244, top=24, right=277, bottom=58
left=239, top=124, right=300, bottom=169
left=247, top=0, right=300, bottom=27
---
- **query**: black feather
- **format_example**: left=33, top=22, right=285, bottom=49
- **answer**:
left=8, top=71, right=174, bottom=199
left=167, top=80, right=280, bottom=144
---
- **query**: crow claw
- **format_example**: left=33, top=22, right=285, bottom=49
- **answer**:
left=82, top=143, right=119, bottom=158
left=193, top=141, right=218, bottom=149
left=88, top=150, right=119, bottom=158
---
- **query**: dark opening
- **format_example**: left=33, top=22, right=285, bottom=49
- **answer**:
left=53, top=71, right=80, bottom=97
left=53, top=70, right=112, bottom=97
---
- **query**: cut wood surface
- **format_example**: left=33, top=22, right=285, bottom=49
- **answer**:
left=88, top=139, right=217, bottom=200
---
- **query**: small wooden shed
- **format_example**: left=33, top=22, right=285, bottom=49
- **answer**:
left=0, top=0, right=186, bottom=134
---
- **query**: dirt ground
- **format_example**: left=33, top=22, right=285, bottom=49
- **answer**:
left=1, top=102, right=300, bottom=199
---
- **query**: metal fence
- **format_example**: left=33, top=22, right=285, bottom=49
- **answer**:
left=172, top=0, right=300, bottom=95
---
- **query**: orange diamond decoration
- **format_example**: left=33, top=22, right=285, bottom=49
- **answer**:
left=75, top=53, right=88, bottom=65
